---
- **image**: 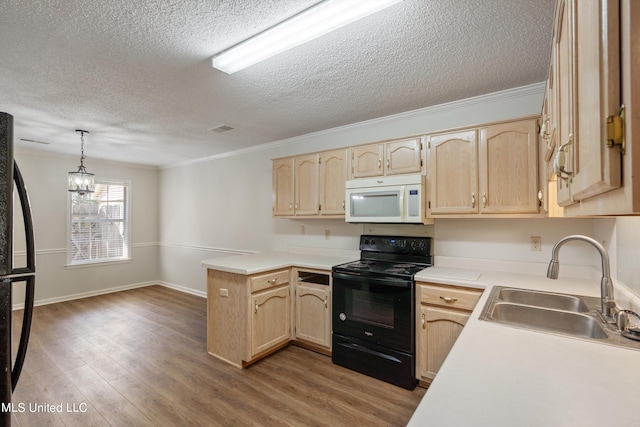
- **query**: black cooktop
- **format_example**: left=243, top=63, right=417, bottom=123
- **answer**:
left=332, top=235, right=433, bottom=279
left=332, top=259, right=430, bottom=279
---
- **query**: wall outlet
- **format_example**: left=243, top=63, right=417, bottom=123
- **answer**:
left=324, top=229, right=330, bottom=240
left=530, top=236, right=542, bottom=251
left=219, top=288, right=229, bottom=297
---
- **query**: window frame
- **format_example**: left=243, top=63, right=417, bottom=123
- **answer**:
left=66, top=178, right=132, bottom=267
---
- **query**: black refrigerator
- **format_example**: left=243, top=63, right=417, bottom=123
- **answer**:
left=0, top=112, right=36, bottom=425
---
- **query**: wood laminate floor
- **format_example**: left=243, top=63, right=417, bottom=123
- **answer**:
left=9, top=285, right=425, bottom=426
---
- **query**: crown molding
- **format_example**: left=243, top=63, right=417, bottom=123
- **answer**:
left=163, top=81, right=545, bottom=170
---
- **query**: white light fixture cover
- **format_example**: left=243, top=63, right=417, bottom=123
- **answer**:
left=68, top=130, right=95, bottom=196
left=212, top=0, right=403, bottom=74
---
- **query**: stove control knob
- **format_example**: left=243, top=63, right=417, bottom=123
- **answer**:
left=364, top=239, right=369, bottom=245
left=339, top=313, right=347, bottom=321
left=370, top=239, right=375, bottom=245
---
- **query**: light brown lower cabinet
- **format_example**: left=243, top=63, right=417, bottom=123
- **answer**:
left=416, top=283, right=482, bottom=385
left=207, top=268, right=292, bottom=367
left=293, top=268, right=331, bottom=353
left=250, top=284, right=291, bottom=358
left=207, top=266, right=333, bottom=367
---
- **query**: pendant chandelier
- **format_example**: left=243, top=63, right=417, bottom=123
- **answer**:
left=67, top=129, right=94, bottom=195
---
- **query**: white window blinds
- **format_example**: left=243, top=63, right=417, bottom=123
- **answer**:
left=68, top=181, right=130, bottom=264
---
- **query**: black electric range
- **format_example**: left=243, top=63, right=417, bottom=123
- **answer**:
left=331, top=235, right=432, bottom=390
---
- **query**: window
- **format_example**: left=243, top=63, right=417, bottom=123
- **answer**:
left=68, top=180, right=130, bottom=265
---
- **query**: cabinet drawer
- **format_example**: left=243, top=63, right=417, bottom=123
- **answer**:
left=250, top=269, right=290, bottom=293
left=419, top=284, right=482, bottom=311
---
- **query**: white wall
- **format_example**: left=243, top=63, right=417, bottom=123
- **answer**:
left=12, top=83, right=639, bottom=305
left=13, top=149, right=160, bottom=306
left=613, top=217, right=640, bottom=295
left=158, top=83, right=605, bottom=295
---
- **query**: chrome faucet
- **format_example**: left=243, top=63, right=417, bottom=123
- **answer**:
left=547, top=235, right=617, bottom=322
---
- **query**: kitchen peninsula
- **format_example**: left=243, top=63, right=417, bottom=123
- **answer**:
left=202, top=251, right=355, bottom=367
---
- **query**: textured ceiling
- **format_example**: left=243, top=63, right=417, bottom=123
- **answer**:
left=0, top=0, right=555, bottom=167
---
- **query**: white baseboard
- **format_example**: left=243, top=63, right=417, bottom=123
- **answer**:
left=158, top=281, right=206, bottom=298
left=11, top=280, right=207, bottom=311
left=12, top=281, right=158, bottom=310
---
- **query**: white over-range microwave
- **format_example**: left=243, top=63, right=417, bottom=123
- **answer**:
left=345, top=174, right=424, bottom=223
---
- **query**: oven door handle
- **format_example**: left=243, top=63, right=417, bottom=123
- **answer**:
left=332, top=272, right=412, bottom=288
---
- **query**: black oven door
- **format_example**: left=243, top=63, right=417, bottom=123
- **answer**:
left=332, top=271, right=414, bottom=353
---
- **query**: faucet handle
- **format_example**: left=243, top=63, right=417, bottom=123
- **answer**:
left=617, top=309, right=640, bottom=341
left=616, top=309, right=629, bottom=330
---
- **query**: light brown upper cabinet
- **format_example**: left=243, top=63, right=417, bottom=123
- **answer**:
left=319, top=149, right=349, bottom=215
left=539, top=37, right=565, bottom=218
left=351, top=137, right=424, bottom=178
left=294, top=154, right=320, bottom=216
left=479, top=119, right=540, bottom=214
left=426, top=118, right=540, bottom=217
left=427, top=129, right=478, bottom=215
left=272, top=148, right=349, bottom=218
left=272, top=157, right=295, bottom=216
left=547, top=0, right=639, bottom=214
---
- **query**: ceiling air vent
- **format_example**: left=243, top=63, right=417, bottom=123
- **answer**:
left=211, top=125, right=234, bottom=134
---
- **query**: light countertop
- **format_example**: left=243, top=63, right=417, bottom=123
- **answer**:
left=201, top=251, right=356, bottom=275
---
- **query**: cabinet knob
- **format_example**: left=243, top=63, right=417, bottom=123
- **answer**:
left=421, top=313, right=425, bottom=329
left=386, top=158, right=390, bottom=169
left=482, top=193, right=487, bottom=208
left=471, top=192, right=476, bottom=208
left=440, top=296, right=458, bottom=304
left=254, top=301, right=259, bottom=313
left=267, top=278, right=278, bottom=285
left=377, top=159, right=382, bottom=170
left=324, top=296, right=328, bottom=308
left=289, top=203, right=293, bottom=211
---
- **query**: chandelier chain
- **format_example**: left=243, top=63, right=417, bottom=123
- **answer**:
left=77, top=130, right=88, bottom=168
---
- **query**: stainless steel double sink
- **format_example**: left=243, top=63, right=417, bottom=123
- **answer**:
left=479, top=286, right=640, bottom=350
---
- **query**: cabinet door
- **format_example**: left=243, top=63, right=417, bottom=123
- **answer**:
left=541, top=48, right=557, bottom=166
left=479, top=119, right=539, bottom=214
left=541, top=54, right=561, bottom=215
left=385, top=138, right=423, bottom=175
left=569, top=0, right=621, bottom=201
left=554, top=0, right=574, bottom=207
left=272, top=158, right=295, bottom=216
left=427, top=130, right=478, bottom=215
left=319, top=149, right=348, bottom=215
left=351, top=143, right=384, bottom=178
left=295, top=283, right=330, bottom=348
left=250, top=285, right=291, bottom=358
left=418, top=305, right=469, bottom=381
left=295, top=154, right=320, bottom=215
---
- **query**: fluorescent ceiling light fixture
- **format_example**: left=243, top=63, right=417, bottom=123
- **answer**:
left=212, top=0, right=403, bottom=74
